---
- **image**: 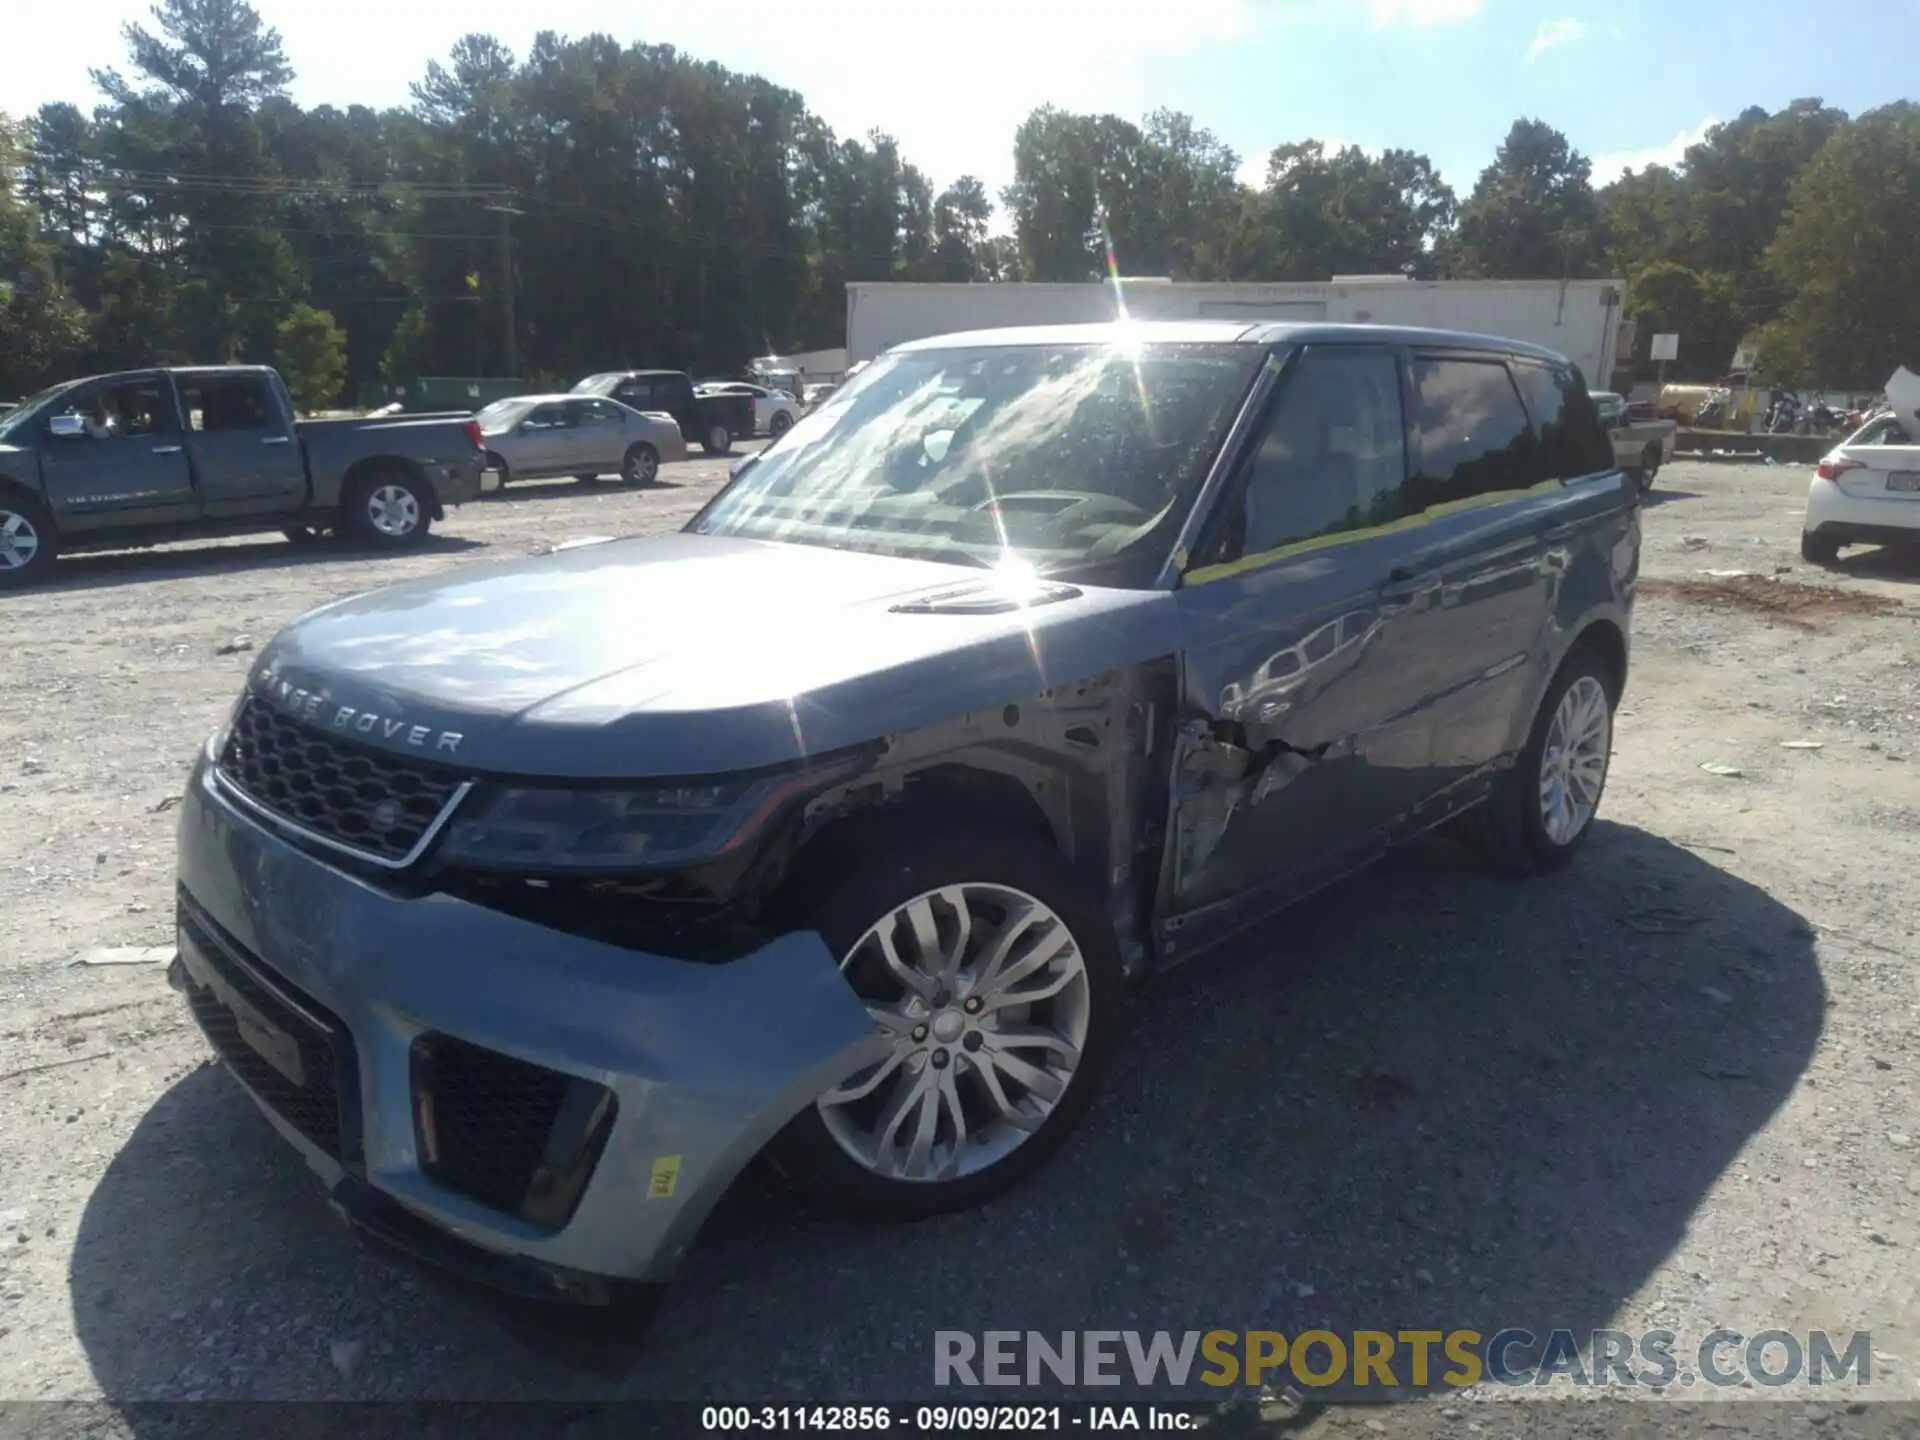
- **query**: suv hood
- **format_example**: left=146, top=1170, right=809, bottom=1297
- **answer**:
left=250, top=532, right=1178, bottom=778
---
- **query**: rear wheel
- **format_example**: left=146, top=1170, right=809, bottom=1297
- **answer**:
left=1801, top=530, right=1841, bottom=566
left=773, top=831, right=1122, bottom=1218
left=620, top=442, right=659, bottom=486
left=0, top=494, right=57, bottom=589
left=1466, top=646, right=1616, bottom=874
left=346, top=469, right=433, bottom=550
left=769, top=411, right=793, bottom=439
left=701, top=422, right=733, bottom=456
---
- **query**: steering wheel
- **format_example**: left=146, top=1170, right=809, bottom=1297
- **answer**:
left=969, top=491, right=1150, bottom=535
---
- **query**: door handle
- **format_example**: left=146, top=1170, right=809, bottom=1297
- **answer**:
left=152, top=444, right=183, bottom=455
left=260, top=435, right=292, bottom=445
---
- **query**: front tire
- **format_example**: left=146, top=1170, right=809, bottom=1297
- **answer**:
left=0, top=494, right=58, bottom=589
left=701, top=422, right=733, bottom=456
left=346, top=469, right=433, bottom=550
left=1466, top=646, right=1616, bottom=874
left=774, top=831, right=1122, bottom=1218
left=1801, top=530, right=1841, bottom=566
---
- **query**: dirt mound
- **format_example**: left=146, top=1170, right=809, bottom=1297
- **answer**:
left=1640, top=574, right=1905, bottom=629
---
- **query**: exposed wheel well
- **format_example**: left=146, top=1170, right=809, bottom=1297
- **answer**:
left=763, top=765, right=1060, bottom=931
left=1571, top=618, right=1628, bottom=703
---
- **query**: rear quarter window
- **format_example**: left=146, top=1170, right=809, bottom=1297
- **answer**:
left=1513, top=362, right=1616, bottom=478
left=1406, top=357, right=1546, bottom=507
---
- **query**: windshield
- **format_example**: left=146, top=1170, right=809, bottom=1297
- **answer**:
left=572, top=375, right=621, bottom=395
left=475, top=399, right=531, bottom=430
left=688, top=341, right=1258, bottom=584
left=0, top=381, right=77, bottom=441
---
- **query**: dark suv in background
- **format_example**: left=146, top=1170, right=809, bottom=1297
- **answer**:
left=173, top=321, right=1637, bottom=1313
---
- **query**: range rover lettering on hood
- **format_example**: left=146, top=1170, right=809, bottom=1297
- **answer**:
left=258, top=667, right=465, bottom=755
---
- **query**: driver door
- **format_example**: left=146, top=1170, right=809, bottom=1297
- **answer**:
left=1162, top=344, right=1443, bottom=944
left=39, top=374, right=197, bottom=531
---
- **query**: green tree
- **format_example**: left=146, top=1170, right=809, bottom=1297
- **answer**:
left=1758, top=104, right=1920, bottom=388
left=1224, top=141, right=1455, bottom=280
left=1449, top=118, right=1602, bottom=279
left=1680, top=99, right=1846, bottom=310
left=1623, top=260, right=1740, bottom=380
left=1002, top=106, right=1240, bottom=281
left=0, top=112, right=90, bottom=394
left=91, top=0, right=302, bottom=362
left=276, top=302, right=347, bottom=411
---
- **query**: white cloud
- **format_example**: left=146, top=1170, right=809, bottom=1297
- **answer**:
left=1525, top=18, right=1588, bottom=62
left=1592, top=116, right=1718, bottom=182
left=1362, top=0, right=1485, bottom=26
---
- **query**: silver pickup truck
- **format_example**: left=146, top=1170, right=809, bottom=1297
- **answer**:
left=0, top=365, right=487, bottom=587
left=1593, top=391, right=1678, bottom=491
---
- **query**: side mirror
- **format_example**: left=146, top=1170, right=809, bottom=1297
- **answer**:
left=48, top=414, right=86, bottom=439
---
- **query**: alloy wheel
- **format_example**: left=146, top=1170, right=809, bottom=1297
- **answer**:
left=366, top=484, right=420, bottom=537
left=625, top=447, right=658, bottom=484
left=0, top=511, right=40, bottom=571
left=1539, top=674, right=1610, bottom=846
left=818, top=883, right=1091, bottom=1184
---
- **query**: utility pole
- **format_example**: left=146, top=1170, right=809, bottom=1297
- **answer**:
left=485, top=199, right=524, bottom=379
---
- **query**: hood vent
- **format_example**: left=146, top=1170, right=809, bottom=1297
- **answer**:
left=890, top=578, right=1084, bottom=616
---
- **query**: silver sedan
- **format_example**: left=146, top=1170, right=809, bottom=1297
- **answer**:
left=476, top=394, right=688, bottom=487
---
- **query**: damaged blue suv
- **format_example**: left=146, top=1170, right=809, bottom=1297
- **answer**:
left=172, top=321, right=1638, bottom=1309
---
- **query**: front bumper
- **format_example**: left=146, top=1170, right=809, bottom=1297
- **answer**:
left=1804, top=475, right=1920, bottom=547
left=173, top=752, right=879, bottom=1292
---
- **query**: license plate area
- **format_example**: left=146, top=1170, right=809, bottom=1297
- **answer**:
left=178, top=926, right=307, bottom=1086
left=1888, top=472, right=1920, bottom=492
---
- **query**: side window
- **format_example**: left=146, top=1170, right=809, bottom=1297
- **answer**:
left=1407, top=358, right=1545, bottom=507
left=1214, top=347, right=1408, bottom=561
left=589, top=400, right=624, bottom=423
left=565, top=400, right=605, bottom=426
left=526, top=403, right=569, bottom=428
left=53, top=379, right=172, bottom=440
left=618, top=380, right=652, bottom=408
left=183, top=376, right=277, bottom=434
left=1513, top=362, right=1615, bottom=478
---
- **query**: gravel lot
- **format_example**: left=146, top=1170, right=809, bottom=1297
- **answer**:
left=1, top=455, right=1916, bottom=1431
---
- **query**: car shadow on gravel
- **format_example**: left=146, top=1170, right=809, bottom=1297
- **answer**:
left=1827, top=545, right=1920, bottom=586
left=1639, top=486, right=1703, bottom=508
left=69, top=821, right=1823, bottom=1406
left=28, top=533, right=487, bottom=595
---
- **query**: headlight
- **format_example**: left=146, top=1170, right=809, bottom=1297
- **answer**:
left=436, top=759, right=863, bottom=873
left=206, top=688, right=248, bottom=760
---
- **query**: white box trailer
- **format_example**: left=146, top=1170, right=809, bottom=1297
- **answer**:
left=847, top=277, right=1626, bottom=388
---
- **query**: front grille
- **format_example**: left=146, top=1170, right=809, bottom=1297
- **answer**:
left=178, top=899, right=359, bottom=1165
left=412, top=1035, right=617, bottom=1230
left=217, top=694, right=465, bottom=862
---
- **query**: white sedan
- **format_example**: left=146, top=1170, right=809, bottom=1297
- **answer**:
left=1801, top=371, right=1920, bottom=565
left=698, top=383, right=800, bottom=439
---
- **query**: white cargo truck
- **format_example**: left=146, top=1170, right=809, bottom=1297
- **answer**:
left=847, top=277, right=1626, bottom=389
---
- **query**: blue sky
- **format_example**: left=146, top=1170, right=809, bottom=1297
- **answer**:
left=6, top=0, right=1912, bottom=210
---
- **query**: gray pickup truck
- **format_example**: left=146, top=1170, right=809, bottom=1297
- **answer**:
left=1593, top=391, right=1677, bottom=491
left=0, top=365, right=487, bottom=587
